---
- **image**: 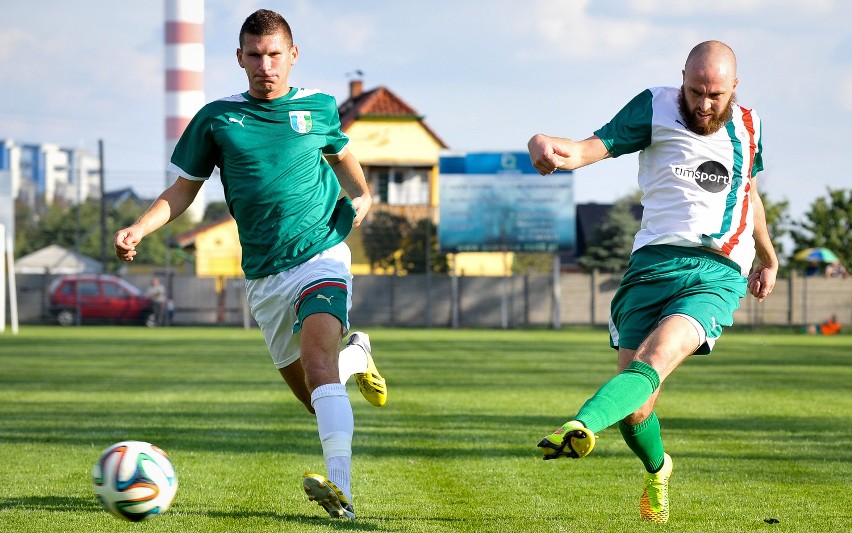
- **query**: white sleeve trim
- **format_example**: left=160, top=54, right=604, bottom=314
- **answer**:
left=167, top=162, right=209, bottom=181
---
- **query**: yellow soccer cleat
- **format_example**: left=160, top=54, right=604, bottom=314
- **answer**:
left=349, top=332, right=387, bottom=407
left=537, top=420, right=596, bottom=460
left=640, top=453, right=673, bottom=523
left=303, top=473, right=355, bottom=519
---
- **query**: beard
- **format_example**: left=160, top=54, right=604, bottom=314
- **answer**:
left=677, top=86, right=735, bottom=135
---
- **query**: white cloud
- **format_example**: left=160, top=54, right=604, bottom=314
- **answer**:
left=629, top=0, right=834, bottom=15
left=524, top=0, right=652, bottom=59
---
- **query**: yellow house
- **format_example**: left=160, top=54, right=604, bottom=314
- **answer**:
left=174, top=216, right=241, bottom=288
left=337, top=80, right=443, bottom=274
left=339, top=79, right=445, bottom=206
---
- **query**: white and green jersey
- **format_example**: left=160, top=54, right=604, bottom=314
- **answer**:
left=594, top=86, right=764, bottom=275
left=168, top=88, right=354, bottom=279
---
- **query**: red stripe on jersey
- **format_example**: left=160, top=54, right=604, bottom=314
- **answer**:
left=722, top=108, right=757, bottom=255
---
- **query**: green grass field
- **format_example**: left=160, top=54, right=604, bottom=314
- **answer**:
left=1, top=326, right=850, bottom=532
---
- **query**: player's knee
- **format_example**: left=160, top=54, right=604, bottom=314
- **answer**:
left=624, top=407, right=653, bottom=426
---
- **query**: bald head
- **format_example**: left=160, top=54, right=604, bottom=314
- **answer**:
left=684, top=40, right=737, bottom=81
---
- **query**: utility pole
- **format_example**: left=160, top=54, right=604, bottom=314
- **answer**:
left=99, top=139, right=107, bottom=270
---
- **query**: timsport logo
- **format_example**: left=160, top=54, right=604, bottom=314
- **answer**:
left=672, top=160, right=730, bottom=193
left=289, top=111, right=313, bottom=133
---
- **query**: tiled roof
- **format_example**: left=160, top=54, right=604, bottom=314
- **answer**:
left=338, top=85, right=447, bottom=148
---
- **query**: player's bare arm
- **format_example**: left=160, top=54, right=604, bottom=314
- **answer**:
left=746, top=177, right=778, bottom=302
left=327, top=148, right=372, bottom=227
left=528, top=134, right=611, bottom=175
left=114, top=177, right=204, bottom=261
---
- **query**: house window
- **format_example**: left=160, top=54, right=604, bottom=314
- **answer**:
left=370, top=167, right=429, bottom=205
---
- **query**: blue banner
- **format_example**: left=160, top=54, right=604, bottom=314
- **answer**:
left=438, top=152, right=575, bottom=253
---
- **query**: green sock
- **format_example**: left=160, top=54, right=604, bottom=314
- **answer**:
left=575, top=361, right=660, bottom=433
left=619, top=411, right=665, bottom=472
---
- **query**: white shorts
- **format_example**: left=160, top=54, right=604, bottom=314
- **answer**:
left=246, top=242, right=353, bottom=368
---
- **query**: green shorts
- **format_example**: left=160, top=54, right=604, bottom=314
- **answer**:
left=609, top=245, right=747, bottom=355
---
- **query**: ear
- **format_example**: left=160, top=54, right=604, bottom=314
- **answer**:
left=290, top=45, right=299, bottom=66
left=236, top=48, right=244, bottom=68
left=732, top=77, right=739, bottom=90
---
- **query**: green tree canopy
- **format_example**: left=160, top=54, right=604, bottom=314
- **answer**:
left=361, top=211, right=409, bottom=270
left=789, top=188, right=851, bottom=270
left=15, top=198, right=194, bottom=272
left=202, top=201, right=231, bottom=222
left=398, top=218, right=448, bottom=274
left=579, top=197, right=640, bottom=273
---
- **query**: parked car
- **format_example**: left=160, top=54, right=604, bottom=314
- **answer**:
left=48, top=274, right=158, bottom=327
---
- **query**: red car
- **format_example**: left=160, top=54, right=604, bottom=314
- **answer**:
left=48, top=274, right=158, bottom=327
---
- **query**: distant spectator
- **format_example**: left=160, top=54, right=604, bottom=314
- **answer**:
left=146, top=278, right=167, bottom=325
left=825, top=262, right=848, bottom=279
left=804, top=260, right=822, bottom=277
left=806, top=315, right=841, bottom=335
left=166, top=298, right=175, bottom=325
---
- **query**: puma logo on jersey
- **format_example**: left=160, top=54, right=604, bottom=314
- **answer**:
left=228, top=115, right=246, bottom=127
left=316, top=294, right=334, bottom=305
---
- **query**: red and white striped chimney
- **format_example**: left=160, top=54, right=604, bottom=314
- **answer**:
left=165, top=0, right=205, bottom=220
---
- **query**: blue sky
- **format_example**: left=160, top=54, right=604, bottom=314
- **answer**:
left=2, top=0, right=851, bottom=227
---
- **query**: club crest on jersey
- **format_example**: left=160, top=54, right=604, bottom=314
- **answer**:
left=289, top=111, right=313, bottom=133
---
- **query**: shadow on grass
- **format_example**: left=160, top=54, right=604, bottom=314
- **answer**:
left=0, top=496, right=384, bottom=530
left=0, top=495, right=101, bottom=513
left=2, top=411, right=848, bottom=463
left=186, top=509, right=382, bottom=530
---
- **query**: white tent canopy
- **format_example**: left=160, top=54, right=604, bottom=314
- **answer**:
left=14, top=244, right=103, bottom=274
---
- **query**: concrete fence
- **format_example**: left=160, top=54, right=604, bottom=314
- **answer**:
left=11, top=271, right=851, bottom=330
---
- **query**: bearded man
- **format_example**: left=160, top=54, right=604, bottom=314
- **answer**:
left=527, top=40, right=778, bottom=524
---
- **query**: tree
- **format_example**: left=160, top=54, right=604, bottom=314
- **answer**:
left=789, top=188, right=852, bottom=269
left=398, top=218, right=448, bottom=274
left=579, top=198, right=640, bottom=273
left=361, top=211, right=409, bottom=270
left=203, top=201, right=231, bottom=222
left=759, top=192, right=792, bottom=271
left=12, top=200, right=36, bottom=259
left=16, top=198, right=194, bottom=272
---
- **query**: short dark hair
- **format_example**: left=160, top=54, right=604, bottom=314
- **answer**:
left=239, top=9, right=293, bottom=48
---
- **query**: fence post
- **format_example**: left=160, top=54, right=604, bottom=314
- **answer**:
left=787, top=272, right=795, bottom=326
left=450, top=258, right=460, bottom=329
left=590, top=268, right=598, bottom=326
left=551, top=254, right=561, bottom=329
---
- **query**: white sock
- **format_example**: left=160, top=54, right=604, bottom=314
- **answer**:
left=311, top=383, right=354, bottom=501
left=326, top=455, right=352, bottom=502
left=338, top=342, right=368, bottom=384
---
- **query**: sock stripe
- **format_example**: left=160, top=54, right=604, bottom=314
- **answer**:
left=624, top=360, right=661, bottom=391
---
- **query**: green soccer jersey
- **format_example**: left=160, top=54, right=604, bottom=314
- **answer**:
left=167, top=88, right=355, bottom=279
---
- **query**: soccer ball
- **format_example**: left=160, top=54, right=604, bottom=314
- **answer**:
left=92, top=440, right=178, bottom=521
